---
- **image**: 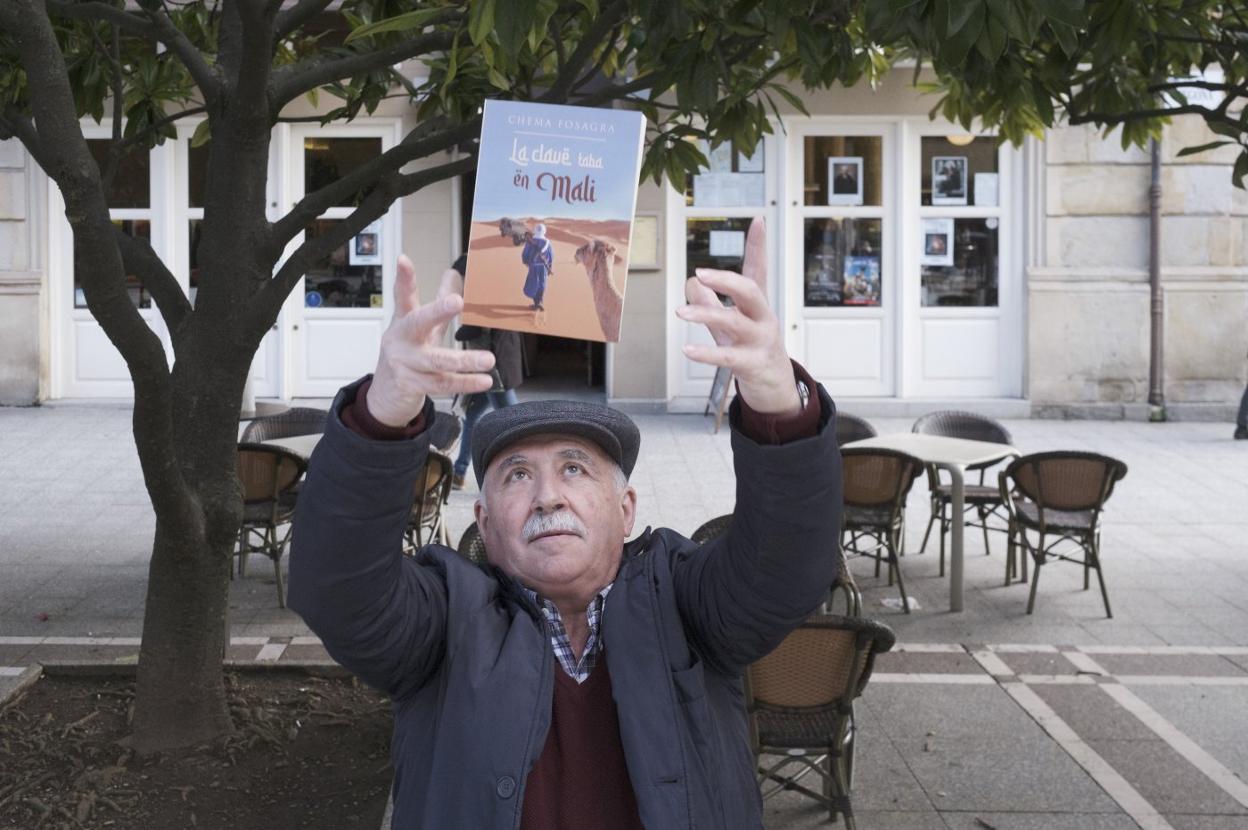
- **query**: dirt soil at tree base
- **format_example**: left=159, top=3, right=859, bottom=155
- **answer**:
left=0, top=671, right=393, bottom=829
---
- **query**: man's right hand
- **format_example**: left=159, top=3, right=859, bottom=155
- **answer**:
left=365, top=255, right=496, bottom=428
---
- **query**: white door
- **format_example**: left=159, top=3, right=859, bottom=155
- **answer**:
left=287, top=123, right=401, bottom=398
left=783, top=121, right=896, bottom=397
left=900, top=124, right=1022, bottom=397
left=665, top=135, right=779, bottom=410
left=172, top=124, right=280, bottom=398
left=50, top=125, right=173, bottom=397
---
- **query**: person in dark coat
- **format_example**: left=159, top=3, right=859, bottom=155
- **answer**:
left=287, top=218, right=844, bottom=828
left=521, top=222, right=554, bottom=310
left=445, top=255, right=524, bottom=489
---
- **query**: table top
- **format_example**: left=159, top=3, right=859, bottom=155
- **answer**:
left=257, top=434, right=321, bottom=459
left=843, top=432, right=1018, bottom=468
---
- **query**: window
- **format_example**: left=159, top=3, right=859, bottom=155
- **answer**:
left=75, top=140, right=152, bottom=309
left=918, top=136, right=1001, bottom=307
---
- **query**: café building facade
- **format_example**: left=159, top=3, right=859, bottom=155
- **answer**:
left=2, top=69, right=1245, bottom=419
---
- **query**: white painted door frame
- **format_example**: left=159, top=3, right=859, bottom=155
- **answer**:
left=782, top=117, right=898, bottom=398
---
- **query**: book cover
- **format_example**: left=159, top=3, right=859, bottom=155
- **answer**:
left=462, top=100, right=646, bottom=343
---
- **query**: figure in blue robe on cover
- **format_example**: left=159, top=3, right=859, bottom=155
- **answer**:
left=521, top=223, right=554, bottom=311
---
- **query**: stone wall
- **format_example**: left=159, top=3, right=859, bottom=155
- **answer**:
left=0, top=139, right=43, bottom=405
left=1031, top=118, right=1248, bottom=419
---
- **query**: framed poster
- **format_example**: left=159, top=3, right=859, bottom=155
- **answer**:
left=827, top=156, right=864, bottom=206
left=931, top=156, right=968, bottom=205
left=349, top=219, right=383, bottom=266
left=841, top=255, right=881, bottom=306
left=920, top=218, right=954, bottom=266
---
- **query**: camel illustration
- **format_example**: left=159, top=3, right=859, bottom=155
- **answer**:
left=497, top=217, right=531, bottom=246
left=574, top=239, right=622, bottom=340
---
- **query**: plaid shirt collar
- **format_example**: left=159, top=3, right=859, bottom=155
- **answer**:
left=522, top=582, right=613, bottom=684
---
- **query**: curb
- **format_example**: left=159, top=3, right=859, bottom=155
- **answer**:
left=0, top=664, right=43, bottom=706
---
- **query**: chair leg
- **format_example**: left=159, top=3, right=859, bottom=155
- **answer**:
left=238, top=528, right=250, bottom=577
left=1091, top=537, right=1112, bottom=618
left=979, top=505, right=992, bottom=556
left=888, top=530, right=910, bottom=614
left=1026, top=538, right=1044, bottom=615
left=938, top=509, right=947, bottom=577
left=918, top=505, right=938, bottom=555
left=273, top=550, right=286, bottom=609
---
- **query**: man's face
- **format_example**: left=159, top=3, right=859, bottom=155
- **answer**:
left=474, top=434, right=637, bottom=606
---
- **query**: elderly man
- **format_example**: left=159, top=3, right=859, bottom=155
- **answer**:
left=288, top=219, right=843, bottom=829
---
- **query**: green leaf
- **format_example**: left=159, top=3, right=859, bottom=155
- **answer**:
left=469, top=0, right=497, bottom=46
left=1030, top=0, right=1085, bottom=29
left=948, top=0, right=984, bottom=36
left=770, top=83, right=810, bottom=116
left=190, top=118, right=211, bottom=148
left=344, top=9, right=445, bottom=44
left=976, top=15, right=1008, bottom=62
left=1207, top=120, right=1242, bottom=139
left=488, top=66, right=510, bottom=90
left=1232, top=150, right=1248, bottom=190
left=495, top=0, right=537, bottom=58
left=1175, top=140, right=1233, bottom=157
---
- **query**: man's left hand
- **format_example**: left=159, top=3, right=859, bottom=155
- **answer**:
left=675, top=217, right=801, bottom=417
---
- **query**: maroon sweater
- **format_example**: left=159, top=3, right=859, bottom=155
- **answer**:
left=343, top=365, right=822, bottom=825
left=520, top=661, right=642, bottom=829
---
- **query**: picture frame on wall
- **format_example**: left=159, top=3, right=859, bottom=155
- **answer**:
left=826, top=156, right=864, bottom=206
left=920, top=218, right=954, bottom=266
left=841, top=255, right=881, bottom=306
left=349, top=219, right=383, bottom=266
left=931, top=156, right=968, bottom=205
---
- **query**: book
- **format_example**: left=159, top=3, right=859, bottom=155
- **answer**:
left=461, top=100, right=647, bottom=343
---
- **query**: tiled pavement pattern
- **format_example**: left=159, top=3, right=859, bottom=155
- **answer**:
left=3, top=402, right=1248, bottom=828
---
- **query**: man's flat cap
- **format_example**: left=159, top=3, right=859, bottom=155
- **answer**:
left=472, top=400, right=640, bottom=486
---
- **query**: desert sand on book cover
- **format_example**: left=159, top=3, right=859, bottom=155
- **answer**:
left=463, top=100, right=646, bottom=343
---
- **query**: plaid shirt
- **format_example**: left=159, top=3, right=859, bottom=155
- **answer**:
left=523, top=582, right=613, bottom=684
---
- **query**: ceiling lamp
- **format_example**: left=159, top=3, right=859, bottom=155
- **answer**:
left=946, top=134, right=976, bottom=146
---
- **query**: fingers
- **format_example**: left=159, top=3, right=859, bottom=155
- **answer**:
left=674, top=302, right=748, bottom=345
left=437, top=267, right=462, bottom=301
left=741, top=216, right=767, bottom=295
left=692, top=268, right=770, bottom=321
left=394, top=254, right=419, bottom=318
left=681, top=341, right=749, bottom=370
left=405, top=345, right=495, bottom=375
left=396, top=291, right=464, bottom=343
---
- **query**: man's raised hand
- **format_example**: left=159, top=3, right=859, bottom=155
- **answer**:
left=675, top=217, right=801, bottom=417
left=365, top=255, right=496, bottom=428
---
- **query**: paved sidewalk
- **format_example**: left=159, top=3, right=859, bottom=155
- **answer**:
left=2, top=402, right=1248, bottom=827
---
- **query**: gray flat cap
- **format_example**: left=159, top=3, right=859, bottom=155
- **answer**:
left=471, top=400, right=640, bottom=486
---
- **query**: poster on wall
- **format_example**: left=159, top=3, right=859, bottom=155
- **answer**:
left=931, top=156, right=968, bottom=205
left=349, top=220, right=383, bottom=266
left=827, top=157, right=864, bottom=206
left=973, top=172, right=999, bottom=207
left=920, top=218, right=954, bottom=266
left=841, top=255, right=881, bottom=305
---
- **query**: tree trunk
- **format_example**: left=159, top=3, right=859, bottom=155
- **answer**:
left=131, top=518, right=235, bottom=753
left=130, top=349, right=252, bottom=753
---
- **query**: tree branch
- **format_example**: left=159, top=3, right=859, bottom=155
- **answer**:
left=0, top=105, right=54, bottom=172
left=268, top=24, right=459, bottom=112
left=139, top=5, right=223, bottom=101
left=274, top=0, right=333, bottom=39
left=45, top=1, right=158, bottom=38
left=1067, top=103, right=1243, bottom=129
left=252, top=155, right=476, bottom=335
left=114, top=226, right=193, bottom=336
left=539, top=0, right=629, bottom=103
left=268, top=115, right=478, bottom=253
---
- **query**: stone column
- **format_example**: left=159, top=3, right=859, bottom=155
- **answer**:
left=0, top=138, right=43, bottom=405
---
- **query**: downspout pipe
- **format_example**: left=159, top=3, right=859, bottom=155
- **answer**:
left=1148, top=138, right=1166, bottom=420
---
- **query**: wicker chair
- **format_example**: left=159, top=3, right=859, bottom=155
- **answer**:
left=428, top=411, right=463, bottom=457
left=840, top=448, right=924, bottom=614
left=691, top=513, right=861, bottom=616
left=835, top=413, right=878, bottom=447
left=235, top=443, right=307, bottom=608
left=404, top=450, right=455, bottom=552
left=240, top=406, right=328, bottom=442
left=747, top=614, right=896, bottom=828
left=912, top=410, right=1014, bottom=571
left=456, top=520, right=490, bottom=565
left=999, top=451, right=1128, bottom=617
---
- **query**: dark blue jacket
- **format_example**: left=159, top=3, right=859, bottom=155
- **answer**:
left=288, top=378, right=843, bottom=829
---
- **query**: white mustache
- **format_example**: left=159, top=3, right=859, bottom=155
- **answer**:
left=523, top=511, right=586, bottom=542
